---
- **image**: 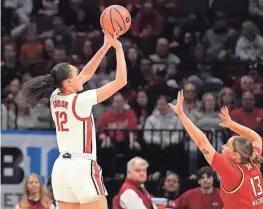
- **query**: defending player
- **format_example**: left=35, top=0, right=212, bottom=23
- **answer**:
left=169, top=90, right=263, bottom=209
left=22, top=31, right=126, bottom=209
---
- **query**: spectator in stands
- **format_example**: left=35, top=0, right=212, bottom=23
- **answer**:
left=132, top=89, right=153, bottom=129
left=218, top=87, right=236, bottom=110
left=126, top=47, right=143, bottom=90
left=132, top=1, right=164, bottom=54
left=254, top=82, right=263, bottom=107
left=6, top=78, right=21, bottom=99
left=31, top=98, right=52, bottom=129
left=203, top=11, right=235, bottom=60
left=2, top=0, right=32, bottom=36
left=187, top=43, right=224, bottom=92
left=150, top=38, right=180, bottom=75
left=144, top=96, right=183, bottom=149
left=157, top=172, right=181, bottom=208
left=231, top=91, right=263, bottom=132
left=16, top=173, right=55, bottom=209
left=97, top=92, right=139, bottom=149
left=88, top=57, right=114, bottom=89
left=20, top=23, right=43, bottom=66
left=172, top=83, right=201, bottom=123
left=79, top=40, right=93, bottom=65
left=197, top=92, right=224, bottom=149
left=172, top=166, right=223, bottom=209
left=235, top=21, right=263, bottom=64
left=52, top=47, right=68, bottom=65
left=42, top=38, right=55, bottom=60
left=249, top=0, right=263, bottom=33
left=51, top=15, right=73, bottom=54
left=2, top=42, right=23, bottom=89
left=113, top=157, right=157, bottom=209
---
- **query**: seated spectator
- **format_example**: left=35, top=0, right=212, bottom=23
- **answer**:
left=42, top=38, right=56, bottom=60
left=249, top=0, right=263, bottom=33
left=144, top=96, right=183, bottom=149
left=132, top=89, right=154, bottom=129
left=230, top=91, right=263, bottom=133
left=149, top=38, right=180, bottom=75
left=20, top=23, right=43, bottom=66
left=172, top=166, right=223, bottom=209
left=113, top=157, right=157, bottom=209
left=235, top=21, right=263, bottom=64
left=203, top=11, right=235, bottom=60
left=197, top=92, right=223, bottom=149
left=132, top=1, right=164, bottom=55
left=172, top=83, right=201, bottom=123
left=218, top=87, right=236, bottom=111
left=5, top=91, right=39, bottom=129
left=96, top=92, right=139, bottom=149
left=16, top=173, right=55, bottom=209
left=157, top=172, right=181, bottom=208
left=2, top=42, right=23, bottom=89
left=233, top=75, right=254, bottom=103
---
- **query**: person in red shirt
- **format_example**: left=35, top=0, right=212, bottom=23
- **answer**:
left=96, top=92, right=139, bottom=149
left=169, top=90, right=263, bottom=209
left=231, top=91, right=263, bottom=134
left=172, top=166, right=223, bottom=209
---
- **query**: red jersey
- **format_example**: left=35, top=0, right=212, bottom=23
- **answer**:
left=172, top=187, right=223, bottom=209
left=211, top=148, right=263, bottom=209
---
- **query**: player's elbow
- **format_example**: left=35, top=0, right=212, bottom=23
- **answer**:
left=196, top=135, right=209, bottom=147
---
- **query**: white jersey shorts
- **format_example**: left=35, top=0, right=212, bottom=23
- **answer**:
left=51, top=153, right=107, bottom=204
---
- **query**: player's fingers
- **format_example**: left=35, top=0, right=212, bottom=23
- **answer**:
left=219, top=123, right=226, bottom=128
left=168, top=103, right=175, bottom=110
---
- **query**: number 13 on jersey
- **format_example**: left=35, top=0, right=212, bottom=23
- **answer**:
left=251, top=176, right=263, bottom=197
left=55, top=111, right=69, bottom=131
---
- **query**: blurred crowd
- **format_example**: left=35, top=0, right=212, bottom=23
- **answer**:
left=17, top=160, right=222, bottom=209
left=1, top=0, right=263, bottom=208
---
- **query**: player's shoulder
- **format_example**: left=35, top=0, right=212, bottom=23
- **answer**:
left=50, top=88, right=60, bottom=101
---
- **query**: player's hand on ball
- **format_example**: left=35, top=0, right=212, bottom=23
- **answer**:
left=103, top=30, right=122, bottom=49
left=169, top=90, right=184, bottom=116
left=219, top=106, right=233, bottom=128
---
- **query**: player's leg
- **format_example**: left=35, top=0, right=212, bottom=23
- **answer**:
left=58, top=201, right=80, bottom=209
left=52, top=159, right=79, bottom=208
left=79, top=197, right=108, bottom=209
left=71, top=160, right=108, bottom=208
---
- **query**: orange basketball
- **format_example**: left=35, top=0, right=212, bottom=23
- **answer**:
left=100, top=5, right=131, bottom=37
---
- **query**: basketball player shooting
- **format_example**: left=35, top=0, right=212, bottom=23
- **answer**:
left=169, top=90, right=263, bottom=209
left=22, top=30, right=126, bottom=209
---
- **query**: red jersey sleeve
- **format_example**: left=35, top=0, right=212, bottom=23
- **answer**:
left=211, top=152, right=243, bottom=191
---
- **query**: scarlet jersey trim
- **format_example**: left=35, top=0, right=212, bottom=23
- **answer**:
left=91, top=161, right=104, bottom=195
left=72, top=95, right=90, bottom=121
left=221, top=165, right=244, bottom=194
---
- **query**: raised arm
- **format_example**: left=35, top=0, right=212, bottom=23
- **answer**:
left=78, top=31, right=111, bottom=84
left=169, top=90, right=216, bottom=164
left=219, top=106, right=262, bottom=151
left=96, top=31, right=127, bottom=103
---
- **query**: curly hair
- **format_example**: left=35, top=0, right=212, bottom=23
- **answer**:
left=22, top=62, right=71, bottom=107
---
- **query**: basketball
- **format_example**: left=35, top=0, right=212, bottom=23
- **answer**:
left=100, top=5, right=132, bottom=37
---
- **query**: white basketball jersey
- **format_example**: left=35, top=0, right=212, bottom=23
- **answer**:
left=50, top=88, right=97, bottom=159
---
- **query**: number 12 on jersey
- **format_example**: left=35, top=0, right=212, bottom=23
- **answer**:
left=55, top=111, right=69, bottom=131
left=251, top=176, right=263, bottom=197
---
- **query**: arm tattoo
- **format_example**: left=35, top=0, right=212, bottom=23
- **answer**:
left=202, top=149, right=209, bottom=154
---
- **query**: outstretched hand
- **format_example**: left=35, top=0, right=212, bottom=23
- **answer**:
left=168, top=90, right=184, bottom=116
left=219, top=106, right=233, bottom=128
left=103, top=30, right=122, bottom=49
